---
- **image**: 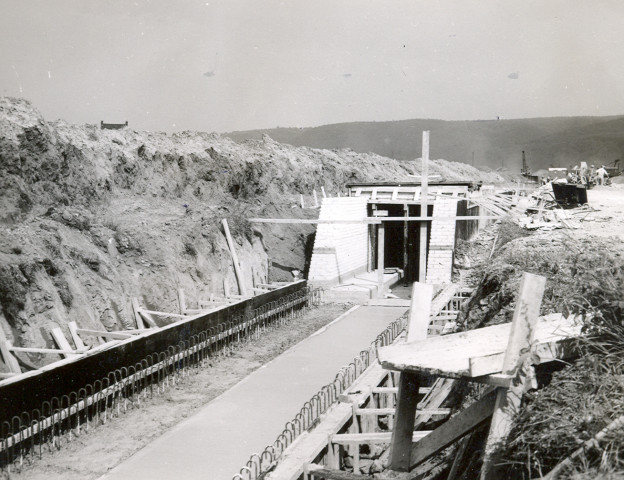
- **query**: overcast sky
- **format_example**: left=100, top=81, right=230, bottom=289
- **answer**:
left=1, top=0, right=624, bottom=133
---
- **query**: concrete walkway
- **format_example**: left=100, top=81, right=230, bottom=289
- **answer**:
left=100, top=304, right=408, bottom=480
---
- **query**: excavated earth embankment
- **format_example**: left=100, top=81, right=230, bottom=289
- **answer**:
left=0, top=97, right=508, bottom=372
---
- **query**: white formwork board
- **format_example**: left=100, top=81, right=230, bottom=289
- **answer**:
left=378, top=314, right=581, bottom=378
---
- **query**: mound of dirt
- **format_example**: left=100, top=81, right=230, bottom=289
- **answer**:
left=0, top=97, right=505, bottom=371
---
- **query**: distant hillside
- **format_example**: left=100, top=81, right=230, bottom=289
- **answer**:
left=227, top=116, right=624, bottom=172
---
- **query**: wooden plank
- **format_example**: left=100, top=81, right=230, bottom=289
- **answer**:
left=0, top=328, right=22, bottom=374
left=223, top=218, right=248, bottom=297
left=265, top=404, right=354, bottom=480
left=141, top=309, right=186, bottom=318
left=409, top=388, right=497, bottom=468
left=406, top=282, right=434, bottom=342
left=355, top=407, right=450, bottom=416
left=50, top=327, right=78, bottom=358
left=68, top=321, right=86, bottom=350
left=76, top=328, right=134, bottom=340
left=131, top=297, right=145, bottom=329
left=389, top=372, right=421, bottom=470
left=447, top=433, right=473, bottom=480
left=304, top=463, right=372, bottom=480
left=377, top=222, right=385, bottom=298
left=333, top=431, right=431, bottom=444
left=481, top=272, right=546, bottom=480
left=378, top=313, right=580, bottom=378
left=138, top=310, right=158, bottom=328
left=9, top=346, right=89, bottom=355
left=247, top=216, right=500, bottom=224
left=372, top=386, right=431, bottom=395
left=469, top=373, right=513, bottom=388
left=414, top=377, right=456, bottom=429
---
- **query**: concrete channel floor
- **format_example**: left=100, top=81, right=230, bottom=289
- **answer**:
left=99, top=304, right=408, bottom=480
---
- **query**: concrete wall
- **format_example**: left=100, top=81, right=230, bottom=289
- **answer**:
left=308, top=197, right=369, bottom=287
left=426, top=198, right=459, bottom=284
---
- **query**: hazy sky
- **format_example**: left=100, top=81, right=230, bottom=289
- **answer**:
left=1, top=0, right=624, bottom=133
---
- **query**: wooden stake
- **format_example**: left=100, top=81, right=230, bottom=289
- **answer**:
left=419, top=131, right=429, bottom=283
left=406, top=282, right=434, bottom=342
left=313, top=189, right=319, bottom=207
left=321, top=186, right=327, bottom=198
left=222, top=219, right=248, bottom=296
left=480, top=272, right=546, bottom=480
left=300, top=194, right=305, bottom=209
left=377, top=222, right=385, bottom=298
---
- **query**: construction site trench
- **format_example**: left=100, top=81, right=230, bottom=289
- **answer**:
left=2, top=98, right=624, bottom=480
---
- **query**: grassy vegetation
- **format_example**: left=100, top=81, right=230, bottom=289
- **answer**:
left=460, top=231, right=624, bottom=478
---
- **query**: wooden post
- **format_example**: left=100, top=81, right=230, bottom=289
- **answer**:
left=389, top=372, right=420, bottom=471
left=419, top=131, right=429, bottom=283
left=403, top=204, right=409, bottom=283
left=222, top=219, right=248, bottom=297
left=321, top=186, right=327, bottom=198
left=377, top=222, right=385, bottom=298
left=313, top=189, right=319, bottom=207
left=388, top=282, right=433, bottom=471
left=480, top=272, right=546, bottom=480
left=300, top=194, right=305, bottom=209
left=406, top=282, right=434, bottom=342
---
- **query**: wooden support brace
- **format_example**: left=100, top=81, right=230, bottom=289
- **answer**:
left=68, top=321, right=86, bottom=350
left=304, top=463, right=372, bottom=480
left=222, top=220, right=249, bottom=297
left=409, top=388, right=498, bottom=469
left=332, top=431, right=431, bottom=444
left=480, top=272, right=546, bottom=480
left=138, top=310, right=158, bottom=328
left=131, top=297, right=146, bottom=329
left=9, top=346, right=89, bottom=355
left=0, top=338, right=21, bottom=374
left=355, top=407, right=450, bottom=416
left=414, top=377, right=456, bottom=429
left=51, top=327, right=78, bottom=358
left=76, top=328, right=134, bottom=340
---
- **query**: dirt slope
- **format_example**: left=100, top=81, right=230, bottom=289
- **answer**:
left=0, top=96, right=502, bottom=372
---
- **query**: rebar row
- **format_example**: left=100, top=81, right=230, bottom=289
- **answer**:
left=233, top=313, right=408, bottom=480
left=0, top=286, right=322, bottom=474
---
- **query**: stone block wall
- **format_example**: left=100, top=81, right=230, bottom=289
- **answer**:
left=308, top=197, right=370, bottom=287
